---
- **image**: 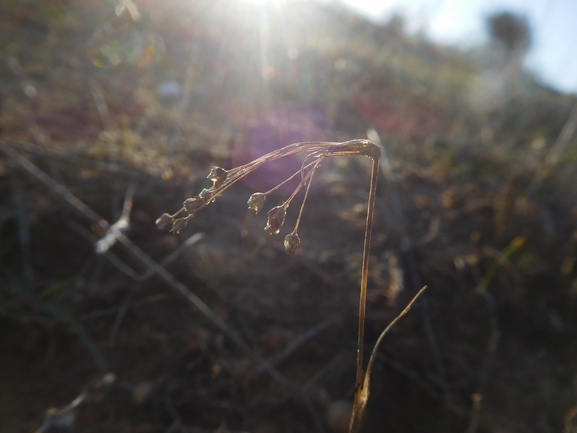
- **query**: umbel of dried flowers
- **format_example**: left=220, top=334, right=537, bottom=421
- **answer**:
left=156, top=139, right=380, bottom=256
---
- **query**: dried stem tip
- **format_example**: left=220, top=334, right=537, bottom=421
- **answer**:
left=156, top=213, right=173, bottom=231
left=284, top=232, right=300, bottom=255
left=208, top=166, right=227, bottom=188
left=264, top=206, right=286, bottom=235
left=247, top=193, right=266, bottom=213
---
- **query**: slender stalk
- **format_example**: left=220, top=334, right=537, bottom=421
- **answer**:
left=293, top=156, right=324, bottom=232
left=364, top=286, right=428, bottom=389
left=355, top=156, right=380, bottom=394
left=264, top=159, right=318, bottom=196
left=282, top=159, right=321, bottom=210
left=349, top=156, right=379, bottom=432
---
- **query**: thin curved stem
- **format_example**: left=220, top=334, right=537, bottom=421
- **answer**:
left=293, top=156, right=324, bottom=233
left=349, top=154, right=380, bottom=433
left=264, top=159, right=319, bottom=196
left=281, top=157, right=324, bottom=210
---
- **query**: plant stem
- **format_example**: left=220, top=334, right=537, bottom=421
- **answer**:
left=355, top=156, right=380, bottom=393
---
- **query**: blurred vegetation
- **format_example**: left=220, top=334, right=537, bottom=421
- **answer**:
left=1, top=1, right=576, bottom=433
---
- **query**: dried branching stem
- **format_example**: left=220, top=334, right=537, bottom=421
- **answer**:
left=157, top=139, right=387, bottom=432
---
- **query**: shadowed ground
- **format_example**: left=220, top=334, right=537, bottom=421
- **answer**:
left=1, top=1, right=576, bottom=432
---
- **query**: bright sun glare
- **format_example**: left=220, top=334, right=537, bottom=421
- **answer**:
left=237, top=0, right=283, bottom=5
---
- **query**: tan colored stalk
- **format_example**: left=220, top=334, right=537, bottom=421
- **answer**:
left=349, top=153, right=379, bottom=432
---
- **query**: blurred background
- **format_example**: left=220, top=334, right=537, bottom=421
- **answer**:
left=1, top=0, right=576, bottom=432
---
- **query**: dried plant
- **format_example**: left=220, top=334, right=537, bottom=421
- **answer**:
left=157, top=139, right=425, bottom=432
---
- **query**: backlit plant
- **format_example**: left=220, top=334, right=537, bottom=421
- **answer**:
left=157, top=139, right=425, bottom=432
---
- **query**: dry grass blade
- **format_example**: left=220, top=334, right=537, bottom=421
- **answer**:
left=349, top=286, right=428, bottom=433
left=0, top=140, right=109, bottom=231
left=95, top=182, right=136, bottom=254
left=34, top=373, right=116, bottom=433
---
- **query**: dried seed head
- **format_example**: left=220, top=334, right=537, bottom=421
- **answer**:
left=264, top=206, right=286, bottom=235
left=184, top=189, right=214, bottom=214
left=156, top=213, right=174, bottom=231
left=247, top=193, right=266, bottom=213
left=208, top=166, right=227, bottom=188
left=284, top=232, right=300, bottom=255
left=199, top=188, right=213, bottom=203
left=182, top=195, right=206, bottom=214
left=170, top=218, right=187, bottom=234
left=184, top=196, right=204, bottom=214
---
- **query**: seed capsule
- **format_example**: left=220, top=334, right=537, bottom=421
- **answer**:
left=184, top=196, right=203, bottom=214
left=284, top=232, right=300, bottom=255
left=155, top=213, right=173, bottom=231
left=207, top=166, right=227, bottom=188
left=264, top=206, right=286, bottom=235
left=170, top=218, right=187, bottom=234
left=247, top=193, right=266, bottom=213
left=199, top=188, right=213, bottom=202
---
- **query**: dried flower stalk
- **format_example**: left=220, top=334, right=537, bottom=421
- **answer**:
left=157, top=139, right=383, bottom=431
